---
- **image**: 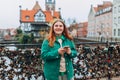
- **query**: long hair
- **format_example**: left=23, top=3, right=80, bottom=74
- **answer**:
left=47, top=19, right=73, bottom=47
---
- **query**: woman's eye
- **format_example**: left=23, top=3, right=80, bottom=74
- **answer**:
left=54, top=25, right=63, bottom=27
left=59, top=25, right=63, bottom=27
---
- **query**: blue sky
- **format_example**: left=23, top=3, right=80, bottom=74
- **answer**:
left=0, top=0, right=113, bottom=29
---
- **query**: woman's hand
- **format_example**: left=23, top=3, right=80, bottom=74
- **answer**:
left=64, top=47, right=71, bottom=55
left=58, top=48, right=65, bottom=56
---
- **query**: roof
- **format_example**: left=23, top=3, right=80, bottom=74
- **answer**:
left=21, top=10, right=60, bottom=23
left=97, top=1, right=112, bottom=11
left=21, top=10, right=38, bottom=22
left=93, top=7, right=98, bottom=12
left=20, top=1, right=60, bottom=23
left=44, top=11, right=60, bottom=22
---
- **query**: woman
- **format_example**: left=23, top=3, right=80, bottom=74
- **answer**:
left=41, top=19, right=77, bottom=80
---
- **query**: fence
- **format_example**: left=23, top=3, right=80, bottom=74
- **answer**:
left=0, top=41, right=120, bottom=80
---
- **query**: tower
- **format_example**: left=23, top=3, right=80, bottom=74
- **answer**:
left=45, top=0, right=55, bottom=11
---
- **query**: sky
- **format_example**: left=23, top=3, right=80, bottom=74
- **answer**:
left=0, top=0, right=113, bottom=29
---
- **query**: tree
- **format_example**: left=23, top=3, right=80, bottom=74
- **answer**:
left=29, top=33, right=35, bottom=43
left=15, top=28, right=23, bottom=42
left=15, top=28, right=35, bottom=44
left=20, top=34, right=30, bottom=44
left=17, top=28, right=22, bottom=34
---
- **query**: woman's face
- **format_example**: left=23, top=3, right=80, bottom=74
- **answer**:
left=53, top=21, right=64, bottom=35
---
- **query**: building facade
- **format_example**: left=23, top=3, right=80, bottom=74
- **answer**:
left=87, top=5, right=97, bottom=38
left=87, top=1, right=112, bottom=42
left=78, top=22, right=88, bottom=38
left=20, top=1, right=61, bottom=41
left=112, top=0, right=120, bottom=39
left=96, top=1, right=112, bottom=42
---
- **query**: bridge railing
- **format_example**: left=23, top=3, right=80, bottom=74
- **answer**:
left=0, top=42, right=120, bottom=79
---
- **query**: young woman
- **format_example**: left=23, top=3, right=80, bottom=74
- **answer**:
left=41, top=19, right=77, bottom=80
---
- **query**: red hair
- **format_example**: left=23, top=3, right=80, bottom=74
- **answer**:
left=46, top=19, right=73, bottom=47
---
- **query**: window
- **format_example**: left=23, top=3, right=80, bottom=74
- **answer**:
left=114, top=17, right=117, bottom=22
left=118, top=29, right=120, bottom=36
left=118, top=17, right=120, bottom=24
left=118, top=5, right=120, bottom=12
left=38, top=14, right=43, bottom=17
left=114, top=7, right=117, bottom=14
left=48, top=0, right=53, bottom=2
left=114, top=23, right=117, bottom=27
left=24, top=23, right=29, bottom=31
left=25, top=16, right=30, bottom=20
left=114, top=29, right=116, bottom=36
left=35, top=12, right=45, bottom=22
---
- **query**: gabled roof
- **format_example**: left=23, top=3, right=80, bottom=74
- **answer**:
left=21, top=10, right=60, bottom=23
left=44, top=11, right=60, bottom=22
left=20, top=1, right=60, bottom=23
left=53, top=12, right=60, bottom=18
left=21, top=10, right=38, bottom=22
left=88, top=5, right=98, bottom=17
left=93, top=7, right=98, bottom=12
left=97, top=1, right=112, bottom=11
left=44, top=11, right=53, bottom=22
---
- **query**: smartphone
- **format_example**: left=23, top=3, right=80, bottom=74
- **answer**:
left=64, top=46, right=69, bottom=49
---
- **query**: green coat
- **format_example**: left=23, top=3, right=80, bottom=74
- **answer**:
left=41, top=35, right=77, bottom=80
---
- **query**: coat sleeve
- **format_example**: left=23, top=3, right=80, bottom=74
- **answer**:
left=67, top=41, right=77, bottom=58
left=41, top=40, right=60, bottom=61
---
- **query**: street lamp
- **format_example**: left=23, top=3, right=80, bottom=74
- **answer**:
left=19, top=5, right=22, bottom=29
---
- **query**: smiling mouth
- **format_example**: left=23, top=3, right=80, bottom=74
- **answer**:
left=56, top=29, right=63, bottom=31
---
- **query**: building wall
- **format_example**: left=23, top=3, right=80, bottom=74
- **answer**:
left=87, top=6, right=96, bottom=38
left=95, top=12, right=112, bottom=38
left=112, top=0, right=120, bottom=38
left=78, top=22, right=88, bottom=37
left=87, top=1, right=113, bottom=41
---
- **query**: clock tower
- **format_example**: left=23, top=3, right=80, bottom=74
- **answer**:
left=45, top=0, right=55, bottom=11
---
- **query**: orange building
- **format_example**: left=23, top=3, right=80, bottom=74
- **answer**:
left=20, top=0, right=61, bottom=40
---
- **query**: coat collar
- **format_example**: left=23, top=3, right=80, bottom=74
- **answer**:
left=55, top=35, right=66, bottom=41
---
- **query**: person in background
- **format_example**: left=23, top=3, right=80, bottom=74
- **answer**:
left=41, top=19, right=77, bottom=80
